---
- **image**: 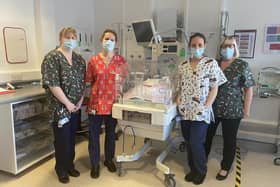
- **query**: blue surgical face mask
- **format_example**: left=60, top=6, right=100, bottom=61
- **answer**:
left=190, top=48, right=204, bottom=59
left=103, top=40, right=115, bottom=52
left=220, top=47, right=234, bottom=60
left=63, top=39, right=77, bottom=50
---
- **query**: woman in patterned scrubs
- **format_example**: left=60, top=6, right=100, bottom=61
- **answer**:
left=176, top=33, right=227, bottom=185
left=85, top=29, right=128, bottom=179
left=205, top=36, right=255, bottom=180
left=41, top=27, right=86, bottom=183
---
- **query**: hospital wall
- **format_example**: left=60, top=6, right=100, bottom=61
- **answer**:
left=53, top=0, right=95, bottom=61
left=187, top=0, right=280, bottom=75
left=0, top=0, right=40, bottom=83
left=92, top=0, right=154, bottom=54
left=0, top=0, right=199, bottom=83
left=226, top=0, right=280, bottom=143
left=0, top=1, right=279, bottom=134
left=0, top=0, right=95, bottom=84
left=1, top=0, right=279, bottom=82
left=186, top=0, right=223, bottom=61
left=186, top=0, right=280, bottom=144
left=226, top=0, right=280, bottom=76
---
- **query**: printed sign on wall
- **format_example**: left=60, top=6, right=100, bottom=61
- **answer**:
left=234, top=29, right=257, bottom=58
left=264, top=24, right=280, bottom=54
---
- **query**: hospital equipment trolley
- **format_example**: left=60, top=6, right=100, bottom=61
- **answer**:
left=112, top=98, right=185, bottom=187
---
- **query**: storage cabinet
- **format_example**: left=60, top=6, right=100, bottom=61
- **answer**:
left=0, top=95, right=53, bottom=174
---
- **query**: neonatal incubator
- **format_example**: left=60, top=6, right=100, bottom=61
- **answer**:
left=112, top=72, right=177, bottom=141
left=111, top=18, right=188, bottom=187
left=112, top=50, right=185, bottom=187
left=112, top=61, right=181, bottom=187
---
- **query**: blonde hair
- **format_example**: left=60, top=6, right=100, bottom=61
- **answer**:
left=59, top=27, right=77, bottom=41
left=219, top=36, right=240, bottom=58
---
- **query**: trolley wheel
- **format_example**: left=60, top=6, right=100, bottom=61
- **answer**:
left=179, top=142, right=185, bottom=152
left=117, top=162, right=125, bottom=177
left=274, top=157, right=280, bottom=166
left=164, top=174, right=176, bottom=187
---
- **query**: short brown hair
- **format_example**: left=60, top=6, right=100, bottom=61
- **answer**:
left=100, top=29, right=118, bottom=42
left=59, top=27, right=77, bottom=40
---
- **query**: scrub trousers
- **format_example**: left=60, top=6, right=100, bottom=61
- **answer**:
left=52, top=112, right=79, bottom=176
left=88, top=114, right=117, bottom=166
left=205, top=117, right=241, bottom=171
left=181, top=120, right=208, bottom=176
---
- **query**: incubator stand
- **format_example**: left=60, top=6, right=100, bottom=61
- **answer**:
left=112, top=71, right=183, bottom=187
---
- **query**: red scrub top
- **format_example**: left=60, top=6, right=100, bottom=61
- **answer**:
left=85, top=54, right=127, bottom=115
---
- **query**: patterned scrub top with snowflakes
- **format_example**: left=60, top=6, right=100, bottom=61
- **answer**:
left=85, top=54, right=128, bottom=115
left=213, top=58, right=255, bottom=119
left=177, top=57, right=227, bottom=124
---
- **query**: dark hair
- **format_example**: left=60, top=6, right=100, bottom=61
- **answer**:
left=100, top=29, right=118, bottom=42
left=188, top=32, right=206, bottom=47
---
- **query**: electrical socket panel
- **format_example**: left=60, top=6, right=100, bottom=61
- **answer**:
left=127, top=51, right=144, bottom=61
left=127, top=51, right=136, bottom=61
left=135, top=52, right=144, bottom=61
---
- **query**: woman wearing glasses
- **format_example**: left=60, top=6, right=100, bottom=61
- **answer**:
left=205, top=36, right=255, bottom=180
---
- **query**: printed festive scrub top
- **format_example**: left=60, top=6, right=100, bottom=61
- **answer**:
left=85, top=54, right=128, bottom=115
left=177, top=57, right=227, bottom=124
left=41, top=49, right=86, bottom=123
left=213, top=58, right=255, bottom=119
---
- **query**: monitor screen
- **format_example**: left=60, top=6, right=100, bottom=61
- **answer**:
left=132, top=19, right=156, bottom=44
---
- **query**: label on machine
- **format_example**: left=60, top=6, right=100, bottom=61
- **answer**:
left=122, top=110, right=152, bottom=124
